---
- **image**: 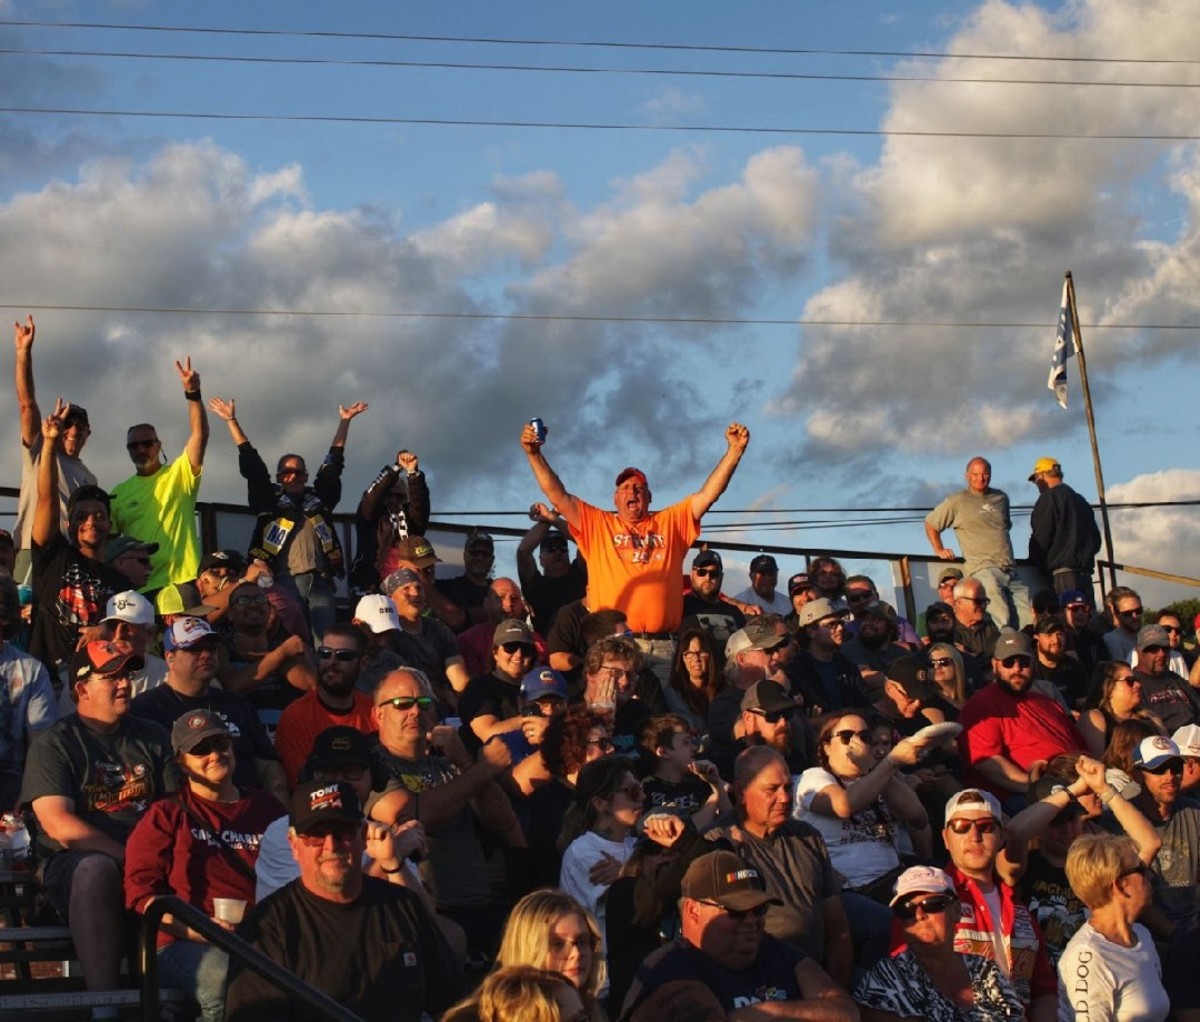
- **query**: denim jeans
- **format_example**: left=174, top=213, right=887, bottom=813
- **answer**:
left=157, top=939, right=229, bottom=1022
left=972, top=566, right=1031, bottom=630
left=274, top=570, right=337, bottom=644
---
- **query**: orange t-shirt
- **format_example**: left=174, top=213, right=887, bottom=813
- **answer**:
left=570, top=498, right=700, bottom=633
left=274, top=689, right=379, bottom=788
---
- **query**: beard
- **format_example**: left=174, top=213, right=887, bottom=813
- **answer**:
left=319, top=671, right=358, bottom=698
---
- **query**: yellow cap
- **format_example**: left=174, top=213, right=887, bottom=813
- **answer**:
left=1028, top=457, right=1061, bottom=482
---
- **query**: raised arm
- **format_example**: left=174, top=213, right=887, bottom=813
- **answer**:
left=175, top=356, right=209, bottom=473
left=688, top=422, right=750, bottom=520
left=13, top=315, right=41, bottom=447
left=207, top=396, right=249, bottom=446
left=32, top=398, right=68, bottom=547
left=519, top=423, right=581, bottom=530
left=516, top=503, right=562, bottom=590
left=331, top=401, right=369, bottom=449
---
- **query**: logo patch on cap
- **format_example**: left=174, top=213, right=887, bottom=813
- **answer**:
left=309, top=784, right=344, bottom=812
left=331, top=736, right=352, bottom=751
left=186, top=713, right=209, bottom=731
left=1150, top=736, right=1173, bottom=752
left=725, top=868, right=760, bottom=884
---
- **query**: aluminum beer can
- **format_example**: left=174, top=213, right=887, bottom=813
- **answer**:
left=530, top=417, right=547, bottom=443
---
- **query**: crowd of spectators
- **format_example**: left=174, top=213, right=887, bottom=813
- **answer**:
left=3, top=314, right=1200, bottom=1021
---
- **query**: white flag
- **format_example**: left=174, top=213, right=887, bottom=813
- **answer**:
left=1047, top=278, right=1077, bottom=409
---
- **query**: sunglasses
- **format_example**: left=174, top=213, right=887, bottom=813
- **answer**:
left=314, top=764, right=367, bottom=783
left=693, top=567, right=721, bottom=578
left=1118, top=862, right=1150, bottom=880
left=317, top=647, right=358, bottom=662
left=831, top=729, right=872, bottom=746
left=279, top=467, right=308, bottom=478
left=696, top=900, right=769, bottom=921
left=893, top=893, right=956, bottom=920
left=125, top=438, right=158, bottom=450
left=231, top=593, right=268, bottom=607
left=1000, top=656, right=1032, bottom=669
left=295, top=826, right=358, bottom=848
left=587, top=736, right=614, bottom=751
left=500, top=641, right=534, bottom=655
left=188, top=736, right=232, bottom=757
left=947, top=817, right=999, bottom=836
left=930, top=657, right=954, bottom=668
left=846, top=591, right=874, bottom=603
left=1118, top=607, right=1144, bottom=617
left=751, top=708, right=792, bottom=725
left=377, top=695, right=433, bottom=712
left=959, top=596, right=990, bottom=605
left=1141, top=760, right=1184, bottom=776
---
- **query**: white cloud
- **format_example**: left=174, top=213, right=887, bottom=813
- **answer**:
left=641, top=88, right=708, bottom=123
left=1105, top=469, right=1200, bottom=608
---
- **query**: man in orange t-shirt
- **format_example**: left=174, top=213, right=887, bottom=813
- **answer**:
left=275, top=623, right=378, bottom=787
left=520, top=420, right=750, bottom=680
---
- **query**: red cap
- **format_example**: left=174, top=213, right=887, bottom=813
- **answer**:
left=615, top=467, right=648, bottom=488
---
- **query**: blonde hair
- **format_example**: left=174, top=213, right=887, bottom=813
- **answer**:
left=927, top=643, right=965, bottom=704
left=1065, top=833, right=1138, bottom=910
left=441, top=965, right=574, bottom=1022
left=496, top=890, right=605, bottom=1003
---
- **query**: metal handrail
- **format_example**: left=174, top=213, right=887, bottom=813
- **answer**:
left=138, top=895, right=363, bottom=1022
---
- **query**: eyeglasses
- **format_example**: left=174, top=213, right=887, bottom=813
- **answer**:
left=125, top=438, right=158, bottom=450
left=500, top=641, right=535, bottom=655
left=314, top=765, right=367, bottom=783
left=279, top=467, right=307, bottom=478
left=188, top=736, right=232, bottom=757
left=831, top=729, right=872, bottom=746
left=231, top=593, right=268, bottom=607
left=317, top=647, right=358, bottom=662
left=817, top=618, right=845, bottom=630
left=377, top=695, right=433, bottom=712
left=764, top=637, right=791, bottom=653
left=681, top=650, right=709, bottom=660
left=1000, top=656, right=1032, bottom=670
left=893, top=893, right=956, bottom=920
left=1118, top=607, right=1144, bottom=617
left=695, top=900, right=769, bottom=921
left=751, top=708, right=792, bottom=725
left=587, top=736, right=614, bottom=752
left=1118, top=862, right=1150, bottom=880
left=930, top=658, right=954, bottom=668
left=692, top=567, right=721, bottom=578
left=1160, top=624, right=1181, bottom=634
left=598, top=666, right=637, bottom=684
left=1066, top=603, right=1090, bottom=612
left=613, top=782, right=645, bottom=800
left=1116, top=675, right=1139, bottom=687
left=958, top=595, right=990, bottom=605
left=846, top=590, right=874, bottom=603
left=1141, top=760, right=1184, bottom=776
left=947, top=817, right=999, bottom=836
left=1142, top=646, right=1166, bottom=655
left=294, top=826, right=358, bottom=848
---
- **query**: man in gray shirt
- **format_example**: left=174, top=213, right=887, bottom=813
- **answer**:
left=925, top=456, right=1030, bottom=629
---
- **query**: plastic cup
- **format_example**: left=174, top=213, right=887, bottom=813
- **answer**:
left=212, top=898, right=246, bottom=924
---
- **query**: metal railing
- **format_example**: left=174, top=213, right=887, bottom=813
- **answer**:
left=138, top=895, right=363, bottom=1022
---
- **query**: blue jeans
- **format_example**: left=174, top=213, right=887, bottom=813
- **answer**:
left=157, top=939, right=229, bottom=1022
left=972, top=566, right=1031, bottom=630
left=275, top=571, right=337, bottom=644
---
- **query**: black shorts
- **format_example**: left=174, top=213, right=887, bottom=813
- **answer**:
left=41, top=849, right=119, bottom=920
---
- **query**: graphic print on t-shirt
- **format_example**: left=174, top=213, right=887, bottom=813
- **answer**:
left=80, top=755, right=155, bottom=814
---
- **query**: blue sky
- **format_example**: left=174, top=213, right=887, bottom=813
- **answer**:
left=1, top=0, right=1197, bottom=609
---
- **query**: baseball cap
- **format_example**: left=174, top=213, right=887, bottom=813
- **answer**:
left=797, top=597, right=839, bottom=628
left=937, top=566, right=964, bottom=585
left=944, top=788, right=1003, bottom=822
left=381, top=567, right=422, bottom=595
left=71, top=640, right=143, bottom=684
left=102, top=590, right=155, bottom=627
left=1059, top=589, right=1092, bottom=609
left=1028, top=457, right=1061, bottom=482
left=993, top=629, right=1032, bottom=660
left=104, top=534, right=160, bottom=563
left=171, top=709, right=232, bottom=755
left=164, top=615, right=218, bottom=651
left=740, top=680, right=794, bottom=715
left=885, top=657, right=936, bottom=702
left=1171, top=724, right=1200, bottom=759
left=393, top=536, right=440, bottom=568
left=540, top=532, right=569, bottom=552
left=1034, top=615, right=1066, bottom=635
left=493, top=618, right=534, bottom=647
left=925, top=600, right=954, bottom=620
left=1133, top=736, right=1182, bottom=771
left=353, top=594, right=401, bottom=633
left=692, top=549, right=723, bottom=571
left=307, top=726, right=374, bottom=771
left=787, top=572, right=813, bottom=596
left=615, top=467, right=648, bottom=488
left=466, top=532, right=494, bottom=551
left=289, top=780, right=363, bottom=834
left=750, top=554, right=778, bottom=574
left=681, top=850, right=781, bottom=912
left=725, top=618, right=783, bottom=660
left=1136, top=625, right=1170, bottom=652
left=198, top=549, right=247, bottom=575
left=521, top=667, right=569, bottom=702
left=889, top=865, right=956, bottom=907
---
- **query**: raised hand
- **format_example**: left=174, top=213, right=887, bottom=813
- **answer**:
left=13, top=315, right=34, bottom=354
left=725, top=422, right=750, bottom=451
left=397, top=449, right=419, bottom=473
left=528, top=502, right=557, bottom=523
left=43, top=397, right=72, bottom=441
left=208, top=396, right=236, bottom=422
left=519, top=421, right=545, bottom=454
left=339, top=401, right=369, bottom=421
left=175, top=356, right=200, bottom=392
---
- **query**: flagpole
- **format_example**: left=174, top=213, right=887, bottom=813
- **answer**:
left=1065, top=271, right=1117, bottom=594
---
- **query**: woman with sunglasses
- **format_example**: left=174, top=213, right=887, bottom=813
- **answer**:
left=854, top=865, right=1023, bottom=1022
left=795, top=713, right=934, bottom=967
left=458, top=618, right=539, bottom=753
left=1057, top=834, right=1170, bottom=1022
left=124, top=710, right=285, bottom=1022
left=926, top=642, right=967, bottom=716
left=663, top=626, right=723, bottom=733
left=1080, top=662, right=1167, bottom=759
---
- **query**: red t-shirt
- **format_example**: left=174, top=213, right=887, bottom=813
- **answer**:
left=275, top=689, right=379, bottom=787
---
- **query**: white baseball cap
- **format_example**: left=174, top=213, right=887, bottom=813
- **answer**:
left=890, top=865, right=957, bottom=906
left=944, top=788, right=1003, bottom=821
left=1171, top=724, right=1200, bottom=759
left=102, top=590, right=155, bottom=628
left=353, top=594, right=400, bottom=634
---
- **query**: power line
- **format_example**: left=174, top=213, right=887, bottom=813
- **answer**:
left=2, top=19, right=1198, bottom=66
left=441, top=499, right=1200, bottom=516
left=2, top=301, right=1198, bottom=332
left=6, top=104, right=1200, bottom=142
left=7, top=46, right=1200, bottom=90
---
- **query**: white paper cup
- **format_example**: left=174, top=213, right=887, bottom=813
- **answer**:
left=212, top=898, right=246, bottom=924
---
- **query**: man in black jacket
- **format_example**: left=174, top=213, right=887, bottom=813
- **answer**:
left=348, top=449, right=430, bottom=598
left=1028, top=457, right=1102, bottom=595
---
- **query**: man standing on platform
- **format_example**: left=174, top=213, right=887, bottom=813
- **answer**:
left=520, top=420, right=750, bottom=680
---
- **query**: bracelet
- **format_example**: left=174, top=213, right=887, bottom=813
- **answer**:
left=1098, top=787, right=1118, bottom=805
left=184, top=389, right=202, bottom=401
left=380, top=862, right=404, bottom=875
